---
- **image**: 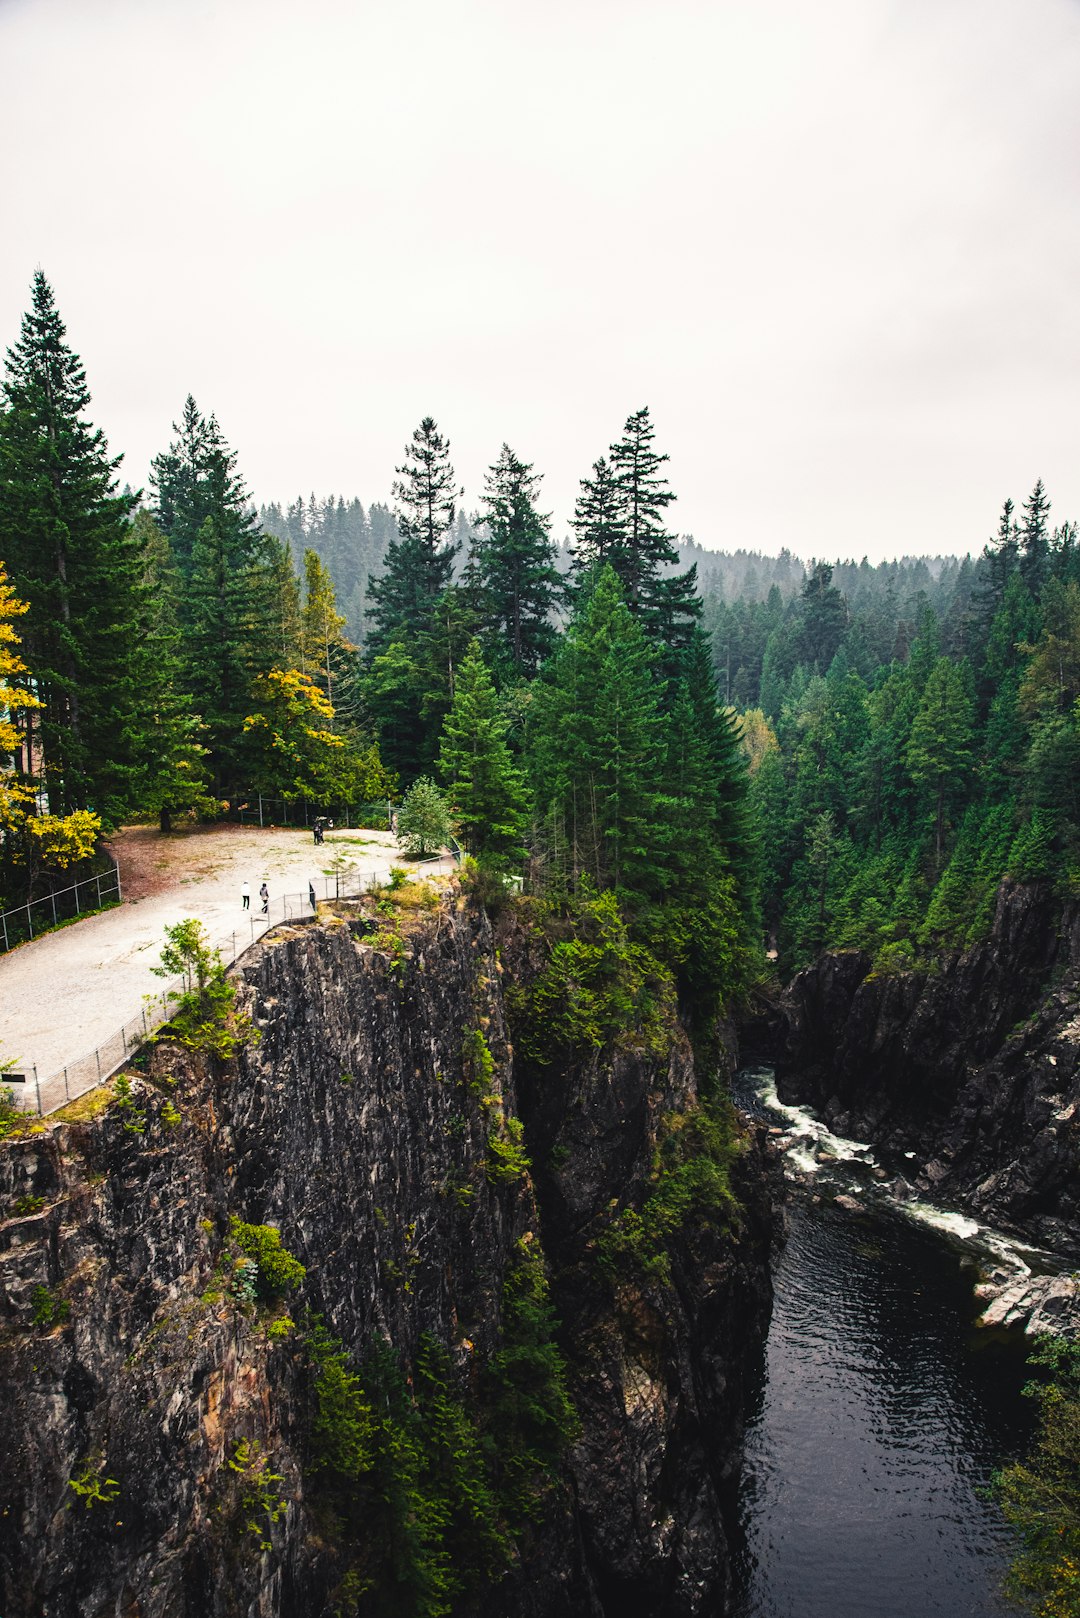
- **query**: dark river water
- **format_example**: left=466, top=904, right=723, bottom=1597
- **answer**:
left=729, top=1074, right=1038, bottom=1618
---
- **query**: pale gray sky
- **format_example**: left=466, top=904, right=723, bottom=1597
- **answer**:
left=3, top=0, right=1080, bottom=559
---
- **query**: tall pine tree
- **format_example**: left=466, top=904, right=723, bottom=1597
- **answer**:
left=571, top=410, right=700, bottom=657
left=438, top=640, right=526, bottom=866
left=0, top=271, right=148, bottom=820
left=472, top=444, right=561, bottom=677
left=365, top=417, right=458, bottom=659
left=364, top=418, right=462, bottom=778
left=530, top=564, right=668, bottom=898
left=150, top=398, right=276, bottom=793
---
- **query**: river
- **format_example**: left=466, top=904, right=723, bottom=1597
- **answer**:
left=729, top=1069, right=1043, bottom=1618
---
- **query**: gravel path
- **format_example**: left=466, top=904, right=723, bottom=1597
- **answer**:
left=0, top=824, right=452, bottom=1085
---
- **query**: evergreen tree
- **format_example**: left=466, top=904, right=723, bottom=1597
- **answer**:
left=151, top=397, right=266, bottom=589
left=976, top=497, right=1020, bottom=626
left=530, top=565, right=668, bottom=899
left=301, top=548, right=351, bottom=703
left=570, top=456, right=626, bottom=575
left=150, top=399, right=277, bottom=793
left=149, top=395, right=215, bottom=579
left=364, top=419, right=460, bottom=776
left=267, top=538, right=303, bottom=669
left=438, top=640, right=526, bottom=866
left=1019, top=478, right=1052, bottom=594
left=1019, top=579, right=1080, bottom=717
left=906, top=656, right=974, bottom=866
left=0, top=271, right=148, bottom=820
left=366, top=417, right=458, bottom=660
left=795, top=562, right=848, bottom=673
left=396, top=776, right=451, bottom=858
left=675, top=627, right=759, bottom=925
left=183, top=513, right=276, bottom=794
left=571, top=409, right=700, bottom=654
left=473, top=444, right=561, bottom=677
left=128, top=510, right=213, bottom=832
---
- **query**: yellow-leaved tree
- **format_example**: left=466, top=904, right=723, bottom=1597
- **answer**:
left=1, top=562, right=100, bottom=906
left=242, top=668, right=393, bottom=804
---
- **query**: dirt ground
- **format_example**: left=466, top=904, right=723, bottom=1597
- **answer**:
left=0, top=822, right=453, bottom=1086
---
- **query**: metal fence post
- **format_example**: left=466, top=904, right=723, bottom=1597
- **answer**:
left=95, top=1049, right=101, bottom=1080
left=63, top=1067, right=70, bottom=1102
left=34, top=1066, right=41, bottom=1116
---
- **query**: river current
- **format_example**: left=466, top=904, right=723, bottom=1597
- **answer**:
left=728, top=1070, right=1043, bottom=1618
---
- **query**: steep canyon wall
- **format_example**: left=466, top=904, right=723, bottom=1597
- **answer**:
left=0, top=895, right=778, bottom=1618
left=750, top=880, right=1080, bottom=1253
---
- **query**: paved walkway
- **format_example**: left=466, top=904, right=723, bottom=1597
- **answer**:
left=0, top=824, right=452, bottom=1087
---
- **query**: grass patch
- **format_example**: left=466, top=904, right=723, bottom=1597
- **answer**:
left=52, top=1082, right=119, bottom=1125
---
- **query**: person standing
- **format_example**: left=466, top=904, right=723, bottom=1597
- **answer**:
left=259, top=882, right=269, bottom=916
left=241, top=881, right=250, bottom=910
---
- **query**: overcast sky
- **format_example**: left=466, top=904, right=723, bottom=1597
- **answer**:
left=3, top=0, right=1080, bottom=561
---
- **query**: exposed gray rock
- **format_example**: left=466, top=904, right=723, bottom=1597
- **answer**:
left=753, top=880, right=1080, bottom=1255
left=0, top=897, right=779, bottom=1618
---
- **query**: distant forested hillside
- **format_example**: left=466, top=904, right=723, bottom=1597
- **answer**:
left=738, top=494, right=1080, bottom=971
left=4, top=268, right=1077, bottom=1009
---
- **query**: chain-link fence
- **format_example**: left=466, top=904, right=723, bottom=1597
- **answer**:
left=0, top=864, right=122, bottom=954
left=234, top=796, right=394, bottom=832
left=7, top=858, right=453, bottom=1117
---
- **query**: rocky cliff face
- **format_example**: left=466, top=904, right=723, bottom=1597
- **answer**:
left=753, top=879, right=1080, bottom=1253
left=0, top=891, right=778, bottom=1618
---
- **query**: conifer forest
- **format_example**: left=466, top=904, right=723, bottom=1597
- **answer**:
left=8, top=0, right=1080, bottom=1611
left=4, top=271, right=1079, bottom=1000
left=4, top=264, right=1080, bottom=1618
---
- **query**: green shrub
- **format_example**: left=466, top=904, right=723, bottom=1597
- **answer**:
left=598, top=1097, right=740, bottom=1282
left=224, top=1438, right=286, bottom=1552
left=152, top=919, right=254, bottom=1058
left=486, top=1116, right=530, bottom=1186
left=228, top=1217, right=306, bottom=1301
left=0, top=1085, right=22, bottom=1141
left=869, top=939, right=916, bottom=977
left=114, top=1073, right=146, bottom=1134
left=30, top=1284, right=70, bottom=1329
left=302, top=1266, right=576, bottom=1616
left=460, top=1029, right=495, bottom=1096
left=510, top=887, right=674, bottom=1063
left=994, top=1335, right=1080, bottom=1617
left=68, top=1454, right=119, bottom=1510
left=11, top=1193, right=45, bottom=1216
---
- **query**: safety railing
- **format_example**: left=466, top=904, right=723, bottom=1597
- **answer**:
left=5, top=857, right=453, bottom=1117
left=234, top=796, right=395, bottom=831
left=0, top=864, right=122, bottom=954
